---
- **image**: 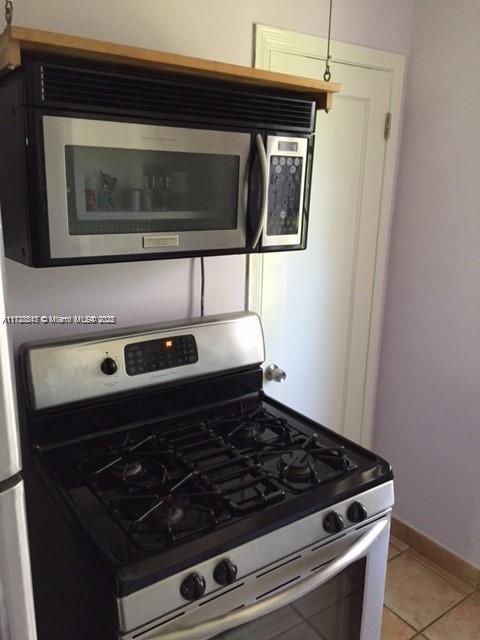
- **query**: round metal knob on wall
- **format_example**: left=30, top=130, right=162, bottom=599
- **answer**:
left=265, top=364, right=287, bottom=383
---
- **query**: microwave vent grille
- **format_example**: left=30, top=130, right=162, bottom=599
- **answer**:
left=37, top=64, right=315, bottom=132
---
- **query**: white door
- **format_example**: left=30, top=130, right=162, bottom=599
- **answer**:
left=249, top=27, right=405, bottom=446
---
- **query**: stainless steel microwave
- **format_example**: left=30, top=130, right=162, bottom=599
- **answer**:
left=0, top=58, right=316, bottom=267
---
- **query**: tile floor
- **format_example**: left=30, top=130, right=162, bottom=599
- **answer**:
left=383, top=535, right=480, bottom=639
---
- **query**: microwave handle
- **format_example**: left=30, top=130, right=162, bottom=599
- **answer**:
left=147, top=518, right=388, bottom=640
left=251, top=133, right=268, bottom=249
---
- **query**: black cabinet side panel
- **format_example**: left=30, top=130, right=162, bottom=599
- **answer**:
left=0, top=72, right=33, bottom=265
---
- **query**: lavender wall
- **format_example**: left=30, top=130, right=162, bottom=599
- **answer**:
left=4, top=0, right=414, bottom=348
left=374, top=0, right=480, bottom=567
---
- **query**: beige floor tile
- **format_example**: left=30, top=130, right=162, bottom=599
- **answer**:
left=390, top=535, right=410, bottom=552
left=384, top=553, right=465, bottom=630
left=381, top=606, right=416, bottom=639
left=407, top=549, right=475, bottom=595
left=423, top=596, right=480, bottom=639
left=389, top=543, right=403, bottom=561
left=472, top=590, right=480, bottom=603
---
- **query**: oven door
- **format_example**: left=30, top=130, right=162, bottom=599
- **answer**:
left=138, top=515, right=390, bottom=640
left=42, top=116, right=251, bottom=260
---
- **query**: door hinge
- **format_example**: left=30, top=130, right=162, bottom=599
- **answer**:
left=384, top=112, right=392, bottom=140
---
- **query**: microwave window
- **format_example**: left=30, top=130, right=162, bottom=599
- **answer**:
left=64, top=146, right=240, bottom=235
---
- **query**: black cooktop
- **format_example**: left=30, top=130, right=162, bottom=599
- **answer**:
left=39, top=392, right=392, bottom=593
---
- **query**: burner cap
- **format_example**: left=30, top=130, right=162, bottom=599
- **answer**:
left=230, top=422, right=265, bottom=447
left=142, top=501, right=187, bottom=527
left=114, top=460, right=144, bottom=480
left=279, top=456, right=315, bottom=483
left=162, top=504, right=185, bottom=527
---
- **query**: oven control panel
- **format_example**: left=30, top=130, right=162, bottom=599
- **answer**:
left=24, top=312, right=264, bottom=410
left=124, top=334, right=198, bottom=376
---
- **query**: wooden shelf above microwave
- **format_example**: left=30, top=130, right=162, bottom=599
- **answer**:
left=0, top=25, right=340, bottom=110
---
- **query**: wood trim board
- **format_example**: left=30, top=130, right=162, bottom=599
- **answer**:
left=0, top=25, right=340, bottom=107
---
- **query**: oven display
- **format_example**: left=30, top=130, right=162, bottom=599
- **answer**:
left=124, top=334, right=198, bottom=375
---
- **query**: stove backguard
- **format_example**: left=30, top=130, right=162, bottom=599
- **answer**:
left=22, top=312, right=264, bottom=412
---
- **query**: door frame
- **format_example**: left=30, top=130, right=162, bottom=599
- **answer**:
left=247, top=24, right=405, bottom=446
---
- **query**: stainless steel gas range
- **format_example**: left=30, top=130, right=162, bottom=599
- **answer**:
left=19, top=312, right=393, bottom=640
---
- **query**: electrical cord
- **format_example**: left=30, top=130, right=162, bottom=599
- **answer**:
left=200, top=257, right=205, bottom=317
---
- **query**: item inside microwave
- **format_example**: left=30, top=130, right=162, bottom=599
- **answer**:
left=98, top=171, right=118, bottom=210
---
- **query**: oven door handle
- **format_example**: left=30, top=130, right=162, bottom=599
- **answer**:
left=149, top=519, right=388, bottom=640
left=251, top=133, right=268, bottom=249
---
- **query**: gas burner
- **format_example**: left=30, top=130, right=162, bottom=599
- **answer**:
left=211, top=407, right=298, bottom=450
left=76, top=433, right=180, bottom=491
left=255, top=436, right=358, bottom=493
left=110, top=479, right=227, bottom=551
left=278, top=453, right=317, bottom=483
left=113, top=495, right=189, bottom=528
left=112, top=460, right=145, bottom=480
left=226, top=421, right=267, bottom=447
left=162, top=504, right=185, bottom=527
left=310, top=445, right=356, bottom=472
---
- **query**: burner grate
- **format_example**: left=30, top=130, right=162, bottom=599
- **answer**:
left=70, top=400, right=358, bottom=551
left=253, top=440, right=358, bottom=493
left=108, top=471, right=227, bottom=551
left=162, top=422, right=286, bottom=514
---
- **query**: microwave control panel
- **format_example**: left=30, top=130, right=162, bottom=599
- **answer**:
left=263, top=136, right=309, bottom=248
left=124, top=334, right=198, bottom=376
left=267, top=154, right=304, bottom=236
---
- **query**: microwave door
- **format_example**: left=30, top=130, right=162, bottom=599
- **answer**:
left=258, top=135, right=309, bottom=251
left=42, top=116, right=251, bottom=261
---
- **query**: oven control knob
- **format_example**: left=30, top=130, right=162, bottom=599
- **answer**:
left=213, top=559, right=238, bottom=586
left=323, top=511, right=344, bottom=534
left=347, top=502, right=368, bottom=523
left=180, top=573, right=206, bottom=601
left=100, top=357, right=118, bottom=375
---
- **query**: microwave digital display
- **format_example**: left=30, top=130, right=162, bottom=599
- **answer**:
left=278, top=141, right=298, bottom=152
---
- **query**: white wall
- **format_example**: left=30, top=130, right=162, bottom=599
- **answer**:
left=374, top=0, right=480, bottom=567
left=4, top=0, right=414, bottom=347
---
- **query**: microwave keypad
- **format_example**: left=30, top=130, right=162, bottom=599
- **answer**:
left=267, top=155, right=303, bottom=236
left=125, top=335, right=198, bottom=376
